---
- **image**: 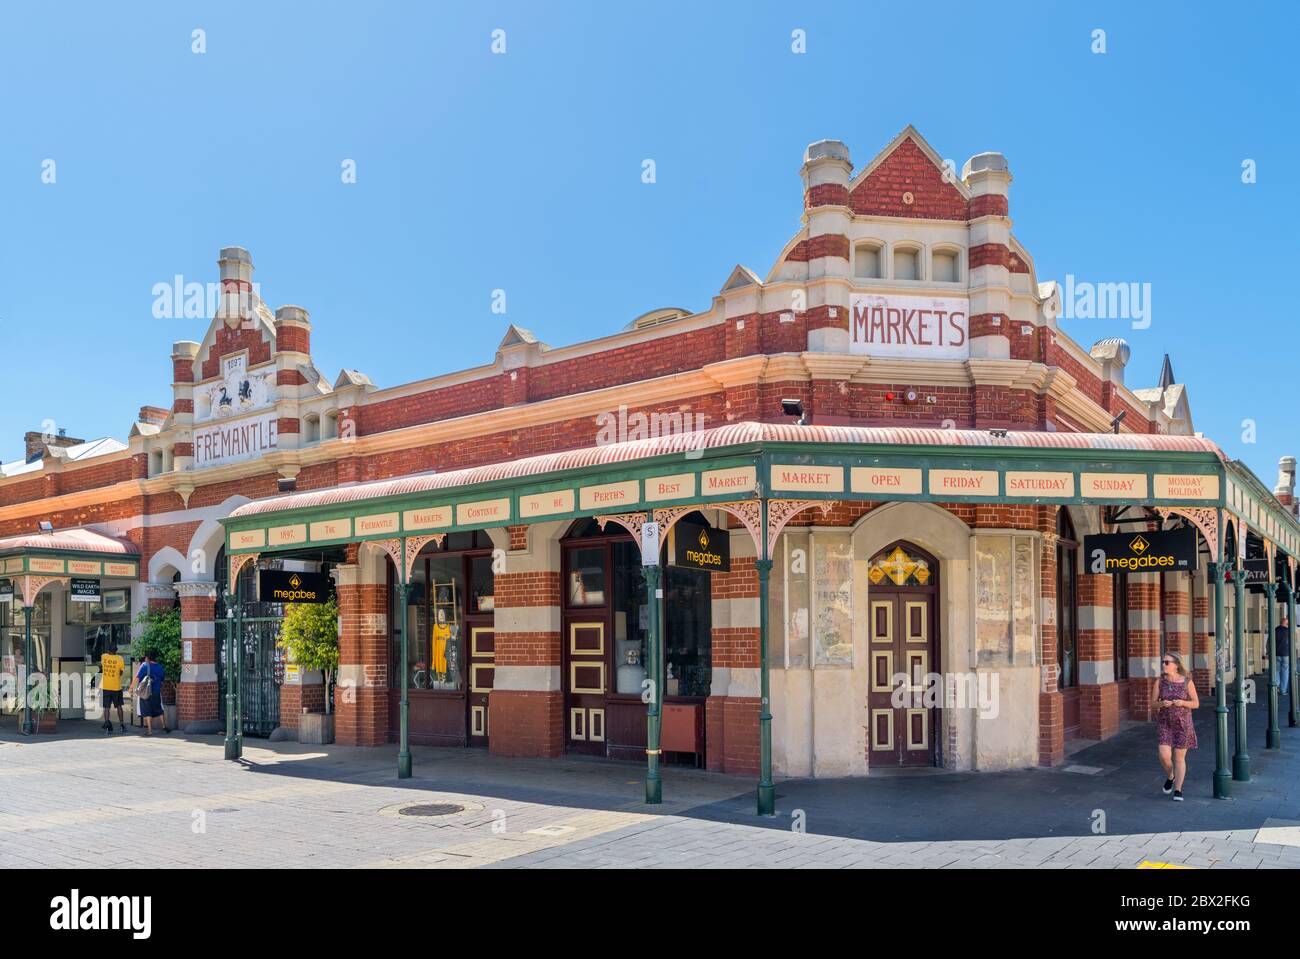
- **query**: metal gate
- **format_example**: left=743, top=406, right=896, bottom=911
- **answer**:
left=216, top=616, right=284, bottom=737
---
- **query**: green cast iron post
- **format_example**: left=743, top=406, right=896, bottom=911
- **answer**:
left=1211, top=558, right=1231, bottom=799
left=644, top=561, right=663, bottom=805
left=1284, top=582, right=1294, bottom=722
left=756, top=497, right=775, bottom=816
left=1266, top=580, right=1280, bottom=749
left=223, top=592, right=238, bottom=759
left=397, top=539, right=412, bottom=779
left=21, top=604, right=33, bottom=735
left=1232, top=565, right=1250, bottom=781
left=235, top=573, right=245, bottom=758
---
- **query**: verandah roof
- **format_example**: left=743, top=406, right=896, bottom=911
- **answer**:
left=221, top=421, right=1300, bottom=560
left=0, top=527, right=140, bottom=580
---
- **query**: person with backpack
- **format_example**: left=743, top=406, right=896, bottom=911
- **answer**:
left=130, top=652, right=170, bottom=736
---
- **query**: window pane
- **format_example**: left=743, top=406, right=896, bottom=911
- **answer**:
left=976, top=536, right=1013, bottom=666
left=812, top=533, right=853, bottom=666
left=425, top=556, right=465, bottom=690
left=470, top=555, right=495, bottom=613
left=663, top=565, right=711, bottom=697
left=1013, top=537, right=1035, bottom=662
left=612, top=539, right=648, bottom=693
left=568, top=546, right=606, bottom=606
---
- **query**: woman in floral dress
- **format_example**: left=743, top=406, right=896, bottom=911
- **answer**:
left=1153, top=651, right=1199, bottom=801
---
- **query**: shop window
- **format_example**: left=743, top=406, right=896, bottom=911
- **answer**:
left=812, top=531, right=853, bottom=666
left=768, top=529, right=810, bottom=668
left=1113, top=571, right=1129, bottom=680
left=854, top=242, right=883, bottom=279
left=2, top=591, right=53, bottom=680
left=893, top=246, right=920, bottom=281
left=562, top=515, right=711, bottom=698
left=932, top=249, right=959, bottom=283
left=1056, top=510, right=1080, bottom=688
left=568, top=546, right=607, bottom=606
left=393, top=530, right=494, bottom=693
left=974, top=534, right=1037, bottom=666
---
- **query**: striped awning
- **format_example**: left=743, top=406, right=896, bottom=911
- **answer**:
left=230, top=421, right=1225, bottom=519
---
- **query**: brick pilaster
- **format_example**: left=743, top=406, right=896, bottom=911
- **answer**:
left=1127, top=573, right=1162, bottom=719
left=176, top=581, right=219, bottom=732
left=334, top=556, right=390, bottom=746
left=490, top=564, right=563, bottom=758
left=1077, top=571, right=1118, bottom=741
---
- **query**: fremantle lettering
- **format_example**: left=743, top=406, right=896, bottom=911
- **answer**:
left=193, top=412, right=277, bottom=469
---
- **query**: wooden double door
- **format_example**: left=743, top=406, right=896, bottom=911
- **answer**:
left=866, top=542, right=939, bottom=767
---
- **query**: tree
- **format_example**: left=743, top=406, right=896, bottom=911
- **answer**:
left=277, top=598, right=339, bottom=713
left=132, top=606, right=182, bottom=684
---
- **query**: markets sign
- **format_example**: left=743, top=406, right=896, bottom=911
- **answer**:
left=671, top=520, right=730, bottom=573
left=1084, top=528, right=1198, bottom=573
left=259, top=569, right=331, bottom=604
left=849, top=293, right=969, bottom=360
left=69, top=578, right=101, bottom=603
left=193, top=411, right=278, bottom=469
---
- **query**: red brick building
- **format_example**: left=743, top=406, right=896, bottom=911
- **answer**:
left=2, top=127, right=1297, bottom=790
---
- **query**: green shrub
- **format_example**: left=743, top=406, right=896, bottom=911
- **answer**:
left=132, top=606, right=182, bottom=684
left=277, top=598, right=339, bottom=713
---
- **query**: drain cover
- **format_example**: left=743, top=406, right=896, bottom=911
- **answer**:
left=397, top=802, right=465, bottom=818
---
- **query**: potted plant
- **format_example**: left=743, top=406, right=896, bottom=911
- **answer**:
left=277, top=597, right=339, bottom=744
left=23, top=670, right=59, bottom=733
left=132, top=606, right=182, bottom=730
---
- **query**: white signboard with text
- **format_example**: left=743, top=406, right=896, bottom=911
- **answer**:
left=849, top=293, right=970, bottom=360
left=193, top=411, right=278, bottom=469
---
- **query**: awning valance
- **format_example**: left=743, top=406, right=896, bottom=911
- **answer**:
left=219, top=421, right=1300, bottom=559
left=0, top=527, right=140, bottom=580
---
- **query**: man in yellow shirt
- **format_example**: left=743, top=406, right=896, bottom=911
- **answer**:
left=99, top=646, right=126, bottom=734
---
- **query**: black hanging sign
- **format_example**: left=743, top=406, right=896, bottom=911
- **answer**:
left=259, top=569, right=331, bottom=604
left=69, top=577, right=101, bottom=603
left=0, top=579, right=12, bottom=604
left=671, top=519, right=731, bottom=573
left=1243, top=558, right=1272, bottom=593
left=1083, top=528, right=1198, bottom=573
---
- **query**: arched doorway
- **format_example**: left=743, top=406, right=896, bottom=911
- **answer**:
left=866, top=540, right=939, bottom=767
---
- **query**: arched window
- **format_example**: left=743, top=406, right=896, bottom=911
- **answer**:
left=1056, top=510, right=1079, bottom=688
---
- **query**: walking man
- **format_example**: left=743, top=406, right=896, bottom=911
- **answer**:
left=99, top=644, right=126, bottom=733
left=1276, top=612, right=1292, bottom=698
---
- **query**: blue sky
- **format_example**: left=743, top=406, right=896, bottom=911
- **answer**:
left=0, top=1, right=1295, bottom=486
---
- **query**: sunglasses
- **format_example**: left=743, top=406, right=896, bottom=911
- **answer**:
left=1161, top=659, right=1176, bottom=665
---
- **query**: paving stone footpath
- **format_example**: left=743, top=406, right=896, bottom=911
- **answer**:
left=2, top=695, right=1299, bottom=869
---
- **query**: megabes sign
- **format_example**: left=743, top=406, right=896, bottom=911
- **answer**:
left=670, top=520, right=730, bottom=573
left=1083, top=528, right=1198, bottom=573
left=258, top=569, right=332, bottom=604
